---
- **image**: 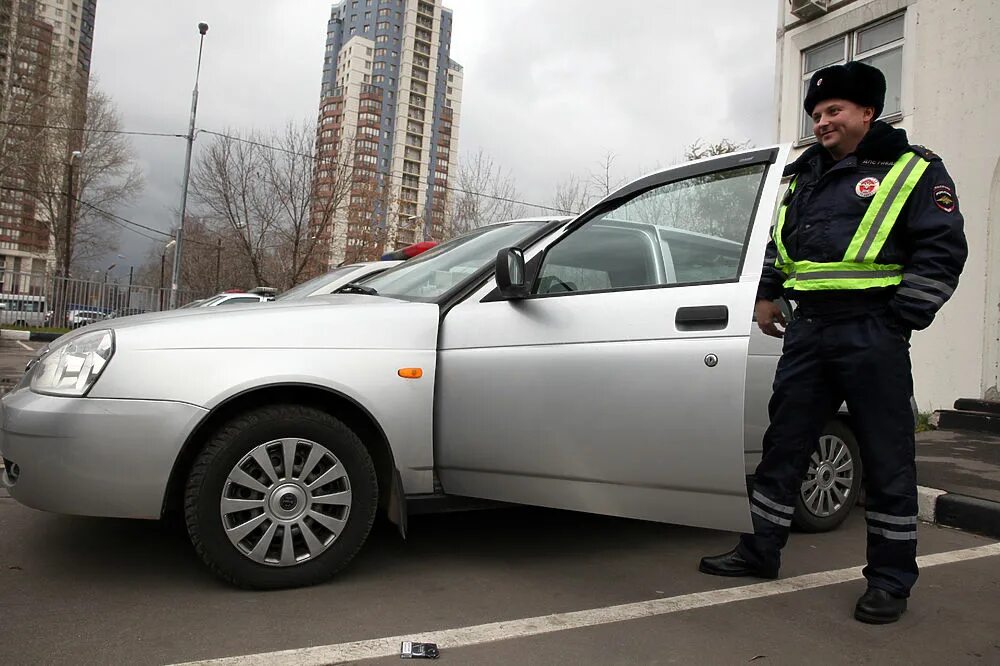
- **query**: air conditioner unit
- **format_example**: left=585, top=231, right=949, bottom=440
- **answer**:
left=790, top=0, right=831, bottom=21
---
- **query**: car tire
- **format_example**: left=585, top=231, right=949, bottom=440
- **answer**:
left=792, top=419, right=862, bottom=533
left=184, top=404, right=378, bottom=589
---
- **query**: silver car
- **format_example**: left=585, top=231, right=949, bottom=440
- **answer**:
left=0, top=145, right=861, bottom=589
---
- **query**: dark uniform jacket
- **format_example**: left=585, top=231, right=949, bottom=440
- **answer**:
left=759, top=121, right=968, bottom=331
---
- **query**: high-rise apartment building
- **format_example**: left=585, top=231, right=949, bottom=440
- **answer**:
left=312, top=0, right=463, bottom=267
left=0, top=0, right=96, bottom=284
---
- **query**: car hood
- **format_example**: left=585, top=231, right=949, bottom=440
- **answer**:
left=62, top=294, right=441, bottom=352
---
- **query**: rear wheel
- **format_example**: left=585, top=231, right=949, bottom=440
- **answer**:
left=184, top=404, right=378, bottom=589
left=792, top=419, right=862, bottom=533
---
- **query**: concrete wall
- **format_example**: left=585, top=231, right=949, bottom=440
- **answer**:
left=775, top=0, right=1000, bottom=409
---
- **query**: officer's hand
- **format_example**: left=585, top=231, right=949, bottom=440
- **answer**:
left=755, top=299, right=786, bottom=338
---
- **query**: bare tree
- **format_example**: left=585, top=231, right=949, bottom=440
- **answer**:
left=589, top=150, right=627, bottom=199
left=445, top=148, right=524, bottom=240
left=263, top=122, right=353, bottom=287
left=191, top=124, right=362, bottom=289
left=551, top=174, right=592, bottom=216
left=7, top=81, right=143, bottom=276
left=190, top=130, right=280, bottom=286
left=69, top=87, right=144, bottom=272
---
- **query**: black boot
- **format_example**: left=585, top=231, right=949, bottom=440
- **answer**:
left=854, top=587, right=907, bottom=624
left=699, top=548, right=778, bottom=579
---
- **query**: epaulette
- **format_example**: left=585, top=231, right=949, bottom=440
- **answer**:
left=910, top=145, right=942, bottom=161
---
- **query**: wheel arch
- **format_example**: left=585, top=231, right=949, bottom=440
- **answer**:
left=161, top=382, right=407, bottom=536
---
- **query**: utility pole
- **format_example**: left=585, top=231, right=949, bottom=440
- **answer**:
left=126, top=265, right=133, bottom=309
left=169, top=22, right=209, bottom=310
left=62, top=150, right=81, bottom=277
left=215, top=237, right=221, bottom=292
left=160, top=239, right=175, bottom=311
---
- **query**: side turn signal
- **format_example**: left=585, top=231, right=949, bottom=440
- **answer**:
left=397, top=368, right=423, bottom=379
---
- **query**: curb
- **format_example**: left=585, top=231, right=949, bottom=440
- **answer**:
left=0, top=329, right=62, bottom=343
left=918, top=485, right=1000, bottom=540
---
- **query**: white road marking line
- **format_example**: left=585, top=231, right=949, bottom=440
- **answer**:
left=16, top=340, right=32, bottom=351
left=173, top=541, right=1000, bottom=666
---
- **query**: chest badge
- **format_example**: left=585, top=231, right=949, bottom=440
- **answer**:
left=855, top=177, right=880, bottom=198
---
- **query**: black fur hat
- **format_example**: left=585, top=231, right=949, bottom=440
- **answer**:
left=803, top=61, right=886, bottom=117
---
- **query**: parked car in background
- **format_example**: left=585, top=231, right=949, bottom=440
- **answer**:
left=109, top=307, right=147, bottom=319
left=1, top=145, right=865, bottom=589
left=67, top=309, right=109, bottom=329
left=274, top=261, right=401, bottom=302
left=194, top=292, right=274, bottom=307
left=0, top=294, right=50, bottom=328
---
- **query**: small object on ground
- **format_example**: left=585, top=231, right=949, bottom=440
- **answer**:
left=401, top=641, right=439, bottom=659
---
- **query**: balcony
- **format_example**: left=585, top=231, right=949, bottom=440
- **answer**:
left=417, top=2, right=435, bottom=19
left=360, top=83, right=383, bottom=100
left=416, top=14, right=433, bottom=29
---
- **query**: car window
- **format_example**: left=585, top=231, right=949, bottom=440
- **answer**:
left=362, top=222, right=545, bottom=302
left=534, top=164, right=767, bottom=295
left=217, top=297, right=262, bottom=306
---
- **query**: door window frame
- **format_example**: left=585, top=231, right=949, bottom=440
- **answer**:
left=479, top=147, right=780, bottom=303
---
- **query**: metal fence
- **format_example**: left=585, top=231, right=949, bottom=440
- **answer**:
left=0, top=270, right=210, bottom=329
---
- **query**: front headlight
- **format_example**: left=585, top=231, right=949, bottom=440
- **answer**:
left=30, top=330, right=115, bottom=397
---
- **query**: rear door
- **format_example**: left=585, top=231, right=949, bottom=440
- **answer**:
left=434, top=146, right=789, bottom=533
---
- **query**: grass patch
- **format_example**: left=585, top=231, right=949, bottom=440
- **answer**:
left=915, top=411, right=934, bottom=433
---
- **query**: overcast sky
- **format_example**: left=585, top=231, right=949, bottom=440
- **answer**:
left=89, top=0, right=779, bottom=277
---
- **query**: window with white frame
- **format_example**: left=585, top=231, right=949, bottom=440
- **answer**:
left=799, top=13, right=904, bottom=140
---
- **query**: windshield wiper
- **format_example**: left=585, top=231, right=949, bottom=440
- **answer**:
left=338, top=282, right=379, bottom=295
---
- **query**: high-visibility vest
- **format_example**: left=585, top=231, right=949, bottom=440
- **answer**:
left=773, top=151, right=929, bottom=291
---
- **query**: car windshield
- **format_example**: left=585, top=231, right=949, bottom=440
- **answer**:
left=275, top=265, right=360, bottom=301
left=360, top=221, right=546, bottom=302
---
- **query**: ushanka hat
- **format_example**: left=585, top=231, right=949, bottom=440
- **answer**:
left=804, top=61, right=886, bottom=117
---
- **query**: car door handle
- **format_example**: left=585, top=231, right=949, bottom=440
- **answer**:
left=675, top=305, right=729, bottom=331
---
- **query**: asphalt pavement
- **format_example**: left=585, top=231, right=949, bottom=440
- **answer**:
left=1, top=498, right=997, bottom=665
left=2, top=339, right=999, bottom=664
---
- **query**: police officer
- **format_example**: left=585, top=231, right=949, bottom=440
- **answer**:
left=698, top=61, right=967, bottom=624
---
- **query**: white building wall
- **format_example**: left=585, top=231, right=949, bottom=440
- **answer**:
left=775, top=0, right=1000, bottom=409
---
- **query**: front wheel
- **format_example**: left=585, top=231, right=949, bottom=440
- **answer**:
left=184, top=404, right=378, bottom=589
left=792, top=419, right=862, bottom=533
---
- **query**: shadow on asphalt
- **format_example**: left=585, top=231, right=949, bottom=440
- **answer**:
left=17, top=505, right=722, bottom=590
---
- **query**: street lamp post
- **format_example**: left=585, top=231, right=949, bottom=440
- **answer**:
left=168, top=22, right=209, bottom=310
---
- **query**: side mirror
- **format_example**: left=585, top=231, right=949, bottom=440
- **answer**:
left=495, top=247, right=530, bottom=300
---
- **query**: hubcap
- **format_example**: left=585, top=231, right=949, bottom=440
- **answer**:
left=220, top=437, right=352, bottom=567
left=800, top=435, right=854, bottom=518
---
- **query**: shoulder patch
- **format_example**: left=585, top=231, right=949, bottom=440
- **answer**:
left=933, top=185, right=956, bottom=213
left=910, top=144, right=942, bottom=161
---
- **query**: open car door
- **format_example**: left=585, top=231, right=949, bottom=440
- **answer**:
left=435, top=145, right=791, bottom=533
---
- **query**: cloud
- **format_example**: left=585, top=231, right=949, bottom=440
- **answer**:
left=89, top=0, right=779, bottom=273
